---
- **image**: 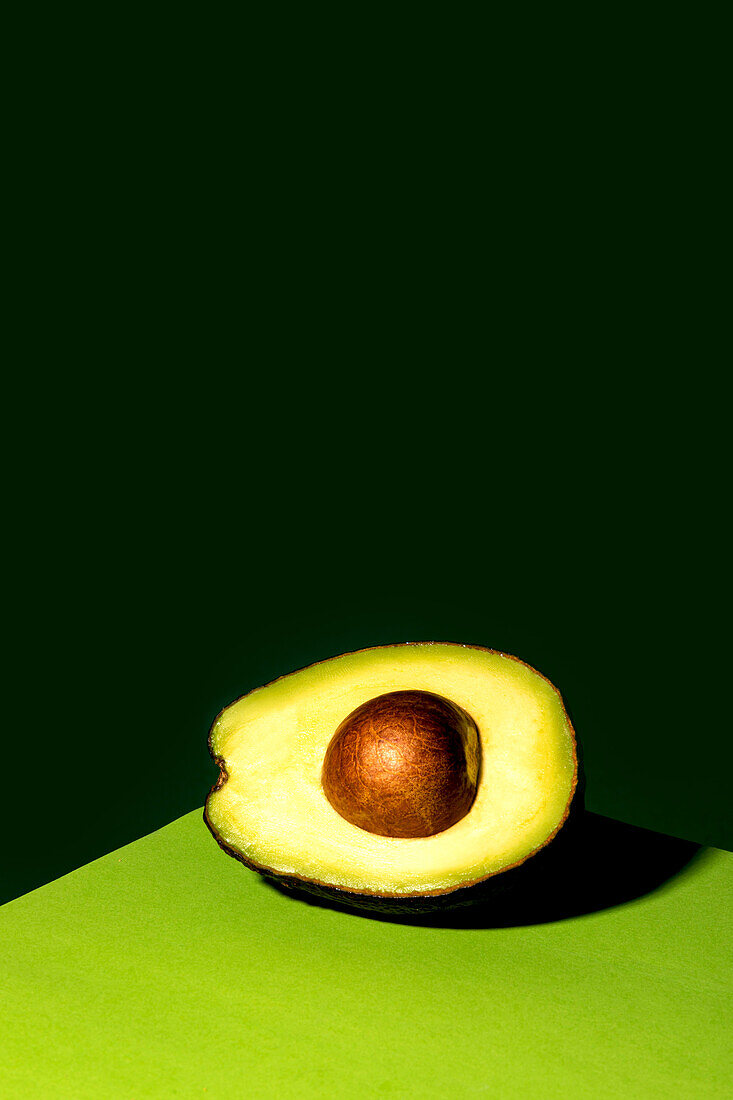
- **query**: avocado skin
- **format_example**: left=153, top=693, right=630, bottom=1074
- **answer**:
left=204, top=778, right=585, bottom=915
left=204, top=642, right=584, bottom=914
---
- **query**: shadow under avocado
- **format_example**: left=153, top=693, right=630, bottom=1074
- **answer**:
left=263, top=812, right=702, bottom=928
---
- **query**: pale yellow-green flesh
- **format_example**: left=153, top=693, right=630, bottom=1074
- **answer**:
left=206, top=645, right=577, bottom=895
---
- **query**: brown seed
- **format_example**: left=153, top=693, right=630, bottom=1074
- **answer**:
left=321, top=690, right=481, bottom=838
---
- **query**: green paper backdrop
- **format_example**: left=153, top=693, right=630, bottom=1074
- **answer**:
left=2, top=811, right=731, bottom=1098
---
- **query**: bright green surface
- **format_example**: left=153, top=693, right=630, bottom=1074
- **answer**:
left=2, top=812, right=731, bottom=1099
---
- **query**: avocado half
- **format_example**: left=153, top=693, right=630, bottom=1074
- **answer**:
left=204, top=643, right=582, bottom=913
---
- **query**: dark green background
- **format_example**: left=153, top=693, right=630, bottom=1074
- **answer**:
left=4, top=25, right=727, bottom=906
left=4, top=361, right=727, bottom=907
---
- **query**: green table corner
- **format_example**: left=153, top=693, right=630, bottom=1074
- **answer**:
left=2, top=810, right=731, bottom=1098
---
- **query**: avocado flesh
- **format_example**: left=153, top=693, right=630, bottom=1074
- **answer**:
left=206, top=643, right=578, bottom=897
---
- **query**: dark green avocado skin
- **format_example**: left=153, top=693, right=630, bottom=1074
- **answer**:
left=273, top=782, right=584, bottom=915
left=276, top=789, right=585, bottom=915
left=203, top=773, right=586, bottom=916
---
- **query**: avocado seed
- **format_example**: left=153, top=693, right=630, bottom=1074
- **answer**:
left=321, top=690, right=481, bottom=838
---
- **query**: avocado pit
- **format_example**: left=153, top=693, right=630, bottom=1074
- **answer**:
left=321, top=690, right=481, bottom=838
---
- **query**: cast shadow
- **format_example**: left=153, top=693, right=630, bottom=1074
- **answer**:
left=262, top=812, right=702, bottom=928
